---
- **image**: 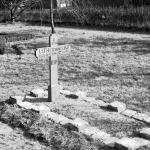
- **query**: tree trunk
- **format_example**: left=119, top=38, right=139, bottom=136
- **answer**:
left=50, top=0, right=55, bottom=33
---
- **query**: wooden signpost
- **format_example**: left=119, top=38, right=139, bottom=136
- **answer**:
left=35, top=34, right=70, bottom=102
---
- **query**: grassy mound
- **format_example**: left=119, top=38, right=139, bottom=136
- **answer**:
left=0, top=103, right=98, bottom=150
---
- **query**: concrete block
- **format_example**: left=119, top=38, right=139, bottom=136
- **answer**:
left=30, top=89, right=48, bottom=98
left=58, top=114, right=71, bottom=125
left=92, top=130, right=110, bottom=141
left=60, top=90, right=71, bottom=95
left=133, top=113, right=149, bottom=121
left=8, top=96, right=25, bottom=104
left=103, top=137, right=119, bottom=148
left=80, top=126, right=100, bottom=136
left=17, top=102, right=38, bottom=111
left=121, top=109, right=137, bottom=117
left=138, top=128, right=150, bottom=140
left=143, top=116, right=150, bottom=124
left=83, top=97, right=95, bottom=103
left=45, top=112, right=60, bottom=123
left=115, top=137, right=150, bottom=150
left=95, top=100, right=109, bottom=107
left=108, top=101, right=126, bottom=113
left=72, top=118, right=89, bottom=129
left=75, top=91, right=86, bottom=98
left=36, top=105, right=50, bottom=114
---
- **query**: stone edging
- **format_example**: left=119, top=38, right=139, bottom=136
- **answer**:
left=6, top=88, right=150, bottom=149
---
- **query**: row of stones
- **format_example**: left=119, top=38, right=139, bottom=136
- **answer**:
left=60, top=89, right=150, bottom=124
left=7, top=88, right=150, bottom=150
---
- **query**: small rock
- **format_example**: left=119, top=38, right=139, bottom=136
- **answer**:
left=66, top=93, right=79, bottom=99
left=121, top=109, right=137, bottom=117
left=30, top=89, right=47, bottom=98
left=108, top=101, right=126, bottom=113
left=8, top=96, right=25, bottom=104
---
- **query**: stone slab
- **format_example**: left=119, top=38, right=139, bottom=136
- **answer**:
left=115, top=137, right=150, bottom=150
left=121, top=109, right=137, bottom=117
left=108, top=101, right=126, bottom=113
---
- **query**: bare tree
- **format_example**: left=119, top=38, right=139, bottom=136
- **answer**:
left=50, top=0, right=55, bottom=33
left=0, top=0, right=42, bottom=23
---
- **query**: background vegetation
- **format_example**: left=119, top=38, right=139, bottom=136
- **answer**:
left=0, top=0, right=150, bottom=31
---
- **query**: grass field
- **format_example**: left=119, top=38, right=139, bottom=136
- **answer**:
left=0, top=23, right=150, bottom=149
left=0, top=23, right=150, bottom=112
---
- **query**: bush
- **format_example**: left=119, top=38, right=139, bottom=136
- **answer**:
left=0, top=36, right=6, bottom=55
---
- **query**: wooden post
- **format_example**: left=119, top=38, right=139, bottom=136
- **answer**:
left=35, top=36, right=70, bottom=102
left=48, top=34, right=59, bottom=102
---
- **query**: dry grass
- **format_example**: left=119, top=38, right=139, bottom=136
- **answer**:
left=0, top=24, right=150, bottom=148
left=0, top=103, right=98, bottom=150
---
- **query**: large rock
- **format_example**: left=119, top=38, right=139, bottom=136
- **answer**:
left=115, top=137, right=150, bottom=150
left=8, top=96, right=25, bottom=104
left=30, top=89, right=48, bottom=98
left=108, top=101, right=126, bottom=113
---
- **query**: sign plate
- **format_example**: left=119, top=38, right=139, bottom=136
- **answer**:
left=35, top=44, right=70, bottom=59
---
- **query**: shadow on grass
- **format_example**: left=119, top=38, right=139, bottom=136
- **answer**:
left=71, top=37, right=150, bottom=55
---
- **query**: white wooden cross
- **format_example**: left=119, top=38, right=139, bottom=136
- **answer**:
left=35, top=34, right=70, bottom=102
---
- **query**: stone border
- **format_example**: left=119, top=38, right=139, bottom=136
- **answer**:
left=6, top=88, right=150, bottom=149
